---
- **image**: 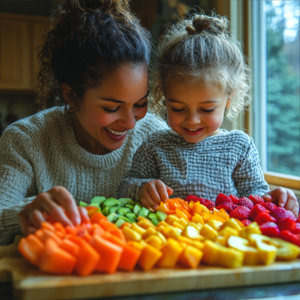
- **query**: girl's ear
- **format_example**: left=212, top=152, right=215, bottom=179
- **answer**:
left=61, top=83, right=75, bottom=107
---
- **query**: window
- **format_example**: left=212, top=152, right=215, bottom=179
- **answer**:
left=253, top=0, right=300, bottom=180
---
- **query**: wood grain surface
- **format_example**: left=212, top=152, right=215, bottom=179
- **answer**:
left=0, top=236, right=299, bottom=300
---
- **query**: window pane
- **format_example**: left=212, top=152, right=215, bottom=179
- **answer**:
left=265, top=0, right=300, bottom=177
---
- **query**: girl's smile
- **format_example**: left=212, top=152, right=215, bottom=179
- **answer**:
left=165, top=81, right=231, bottom=143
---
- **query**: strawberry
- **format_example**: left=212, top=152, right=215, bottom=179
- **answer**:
left=270, top=207, right=296, bottom=221
left=254, top=212, right=277, bottom=225
left=260, top=222, right=280, bottom=237
left=215, top=193, right=232, bottom=207
left=229, top=194, right=240, bottom=204
left=216, top=202, right=238, bottom=213
left=229, top=206, right=251, bottom=220
left=292, top=223, right=300, bottom=234
left=185, top=195, right=205, bottom=204
left=279, top=230, right=300, bottom=246
left=240, top=219, right=252, bottom=226
left=262, top=202, right=277, bottom=211
left=237, top=198, right=254, bottom=210
left=297, top=215, right=300, bottom=223
left=249, top=204, right=270, bottom=221
left=249, top=195, right=265, bottom=205
left=277, top=217, right=296, bottom=232
left=204, top=200, right=215, bottom=209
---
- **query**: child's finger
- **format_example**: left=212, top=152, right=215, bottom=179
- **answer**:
left=140, top=198, right=152, bottom=210
left=262, top=193, right=273, bottom=203
left=143, top=187, right=160, bottom=208
left=155, top=181, right=169, bottom=202
left=166, top=186, right=173, bottom=196
left=146, top=182, right=163, bottom=205
left=276, top=188, right=288, bottom=207
left=284, top=189, right=299, bottom=217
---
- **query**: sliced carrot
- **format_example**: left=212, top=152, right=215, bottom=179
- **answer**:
left=90, top=235, right=123, bottom=274
left=168, top=199, right=181, bottom=210
left=45, top=215, right=56, bottom=224
left=167, top=209, right=176, bottom=215
left=99, top=219, right=118, bottom=232
left=110, top=228, right=126, bottom=243
left=60, top=239, right=80, bottom=257
left=54, top=222, right=66, bottom=236
left=41, top=221, right=56, bottom=231
left=65, top=226, right=78, bottom=236
left=38, top=238, right=76, bottom=275
left=87, top=208, right=102, bottom=219
left=89, top=224, right=105, bottom=236
left=67, top=235, right=100, bottom=276
left=77, top=227, right=92, bottom=242
left=18, top=234, right=44, bottom=266
left=35, top=228, right=62, bottom=245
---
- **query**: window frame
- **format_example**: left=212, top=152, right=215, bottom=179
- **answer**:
left=219, top=0, right=300, bottom=190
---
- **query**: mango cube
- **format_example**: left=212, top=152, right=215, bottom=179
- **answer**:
left=145, top=235, right=163, bottom=249
left=138, top=219, right=156, bottom=229
left=213, top=208, right=230, bottom=221
left=172, top=221, right=185, bottom=230
left=156, top=232, right=167, bottom=244
left=191, top=213, right=205, bottom=225
left=215, top=236, right=228, bottom=246
left=142, top=227, right=157, bottom=239
left=138, top=244, right=162, bottom=271
left=239, top=222, right=261, bottom=239
left=218, top=227, right=239, bottom=239
left=156, top=238, right=183, bottom=268
left=165, top=215, right=179, bottom=225
left=191, top=240, right=205, bottom=250
left=179, top=245, right=203, bottom=268
left=202, top=240, right=221, bottom=265
left=220, top=218, right=242, bottom=232
left=182, top=226, right=204, bottom=241
left=131, top=223, right=147, bottom=235
left=268, top=238, right=300, bottom=261
left=218, top=246, right=244, bottom=268
left=188, top=222, right=203, bottom=231
left=200, top=224, right=218, bottom=241
left=123, top=226, right=142, bottom=241
left=207, top=220, right=223, bottom=231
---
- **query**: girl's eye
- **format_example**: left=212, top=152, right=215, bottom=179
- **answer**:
left=201, top=108, right=215, bottom=113
left=103, top=107, right=120, bottom=113
left=134, top=100, right=148, bottom=108
left=171, top=107, right=185, bottom=112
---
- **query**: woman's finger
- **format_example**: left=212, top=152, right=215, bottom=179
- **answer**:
left=48, top=186, right=80, bottom=226
left=33, top=192, right=73, bottom=227
left=17, top=212, right=37, bottom=236
left=156, top=181, right=169, bottom=203
left=29, top=209, right=46, bottom=228
left=78, top=207, right=89, bottom=223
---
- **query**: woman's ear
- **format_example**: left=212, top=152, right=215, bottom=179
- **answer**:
left=225, top=97, right=231, bottom=108
left=61, top=83, right=75, bottom=107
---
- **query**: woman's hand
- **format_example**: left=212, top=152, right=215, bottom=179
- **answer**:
left=263, top=187, right=299, bottom=217
left=17, top=186, right=89, bottom=236
left=139, top=180, right=173, bottom=210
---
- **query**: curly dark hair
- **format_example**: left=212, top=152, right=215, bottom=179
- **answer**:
left=36, top=0, right=151, bottom=110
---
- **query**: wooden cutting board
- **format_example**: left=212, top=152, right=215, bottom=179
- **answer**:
left=1, top=236, right=300, bottom=300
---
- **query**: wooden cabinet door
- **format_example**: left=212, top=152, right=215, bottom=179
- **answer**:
left=32, top=21, right=48, bottom=90
left=0, top=18, right=31, bottom=90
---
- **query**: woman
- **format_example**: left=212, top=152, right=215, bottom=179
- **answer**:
left=0, top=0, right=167, bottom=245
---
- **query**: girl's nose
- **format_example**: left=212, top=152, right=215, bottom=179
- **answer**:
left=185, top=111, right=200, bottom=125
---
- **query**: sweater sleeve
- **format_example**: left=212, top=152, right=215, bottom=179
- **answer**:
left=117, top=140, right=159, bottom=202
left=0, top=126, right=36, bottom=245
left=232, top=137, right=269, bottom=197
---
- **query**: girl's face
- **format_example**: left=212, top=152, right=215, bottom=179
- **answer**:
left=164, top=81, right=230, bottom=144
left=70, top=64, right=149, bottom=155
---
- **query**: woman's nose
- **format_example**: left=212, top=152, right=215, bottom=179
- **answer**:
left=121, top=112, right=136, bottom=129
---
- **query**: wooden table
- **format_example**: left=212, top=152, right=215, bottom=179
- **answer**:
left=0, top=236, right=299, bottom=300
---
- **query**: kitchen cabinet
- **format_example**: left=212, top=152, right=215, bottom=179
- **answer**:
left=0, top=13, right=48, bottom=91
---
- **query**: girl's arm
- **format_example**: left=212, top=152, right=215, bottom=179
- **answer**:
left=232, top=138, right=269, bottom=197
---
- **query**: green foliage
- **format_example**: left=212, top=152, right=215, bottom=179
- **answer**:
left=265, top=1, right=300, bottom=176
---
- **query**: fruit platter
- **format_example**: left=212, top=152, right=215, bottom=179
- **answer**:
left=0, top=194, right=299, bottom=300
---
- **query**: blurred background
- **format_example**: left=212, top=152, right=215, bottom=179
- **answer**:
left=0, top=0, right=299, bottom=182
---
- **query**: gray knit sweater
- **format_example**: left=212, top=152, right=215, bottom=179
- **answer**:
left=117, top=129, right=269, bottom=202
left=0, top=107, right=167, bottom=245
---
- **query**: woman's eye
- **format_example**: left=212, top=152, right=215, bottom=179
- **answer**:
left=134, top=100, right=148, bottom=108
left=103, top=107, right=120, bottom=113
left=171, top=107, right=185, bottom=112
left=201, top=108, right=215, bottom=113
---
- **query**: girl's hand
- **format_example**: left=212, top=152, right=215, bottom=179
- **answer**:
left=139, top=180, right=173, bottom=210
left=263, top=187, right=299, bottom=217
left=17, top=186, right=89, bottom=236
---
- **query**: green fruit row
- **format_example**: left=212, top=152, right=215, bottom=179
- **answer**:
left=79, top=197, right=167, bottom=227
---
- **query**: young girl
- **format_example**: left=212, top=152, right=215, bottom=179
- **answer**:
left=117, top=14, right=299, bottom=217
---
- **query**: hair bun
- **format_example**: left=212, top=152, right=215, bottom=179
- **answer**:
left=65, top=0, right=129, bottom=13
left=186, top=14, right=228, bottom=35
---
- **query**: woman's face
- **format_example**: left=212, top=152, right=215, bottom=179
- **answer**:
left=72, top=64, right=149, bottom=155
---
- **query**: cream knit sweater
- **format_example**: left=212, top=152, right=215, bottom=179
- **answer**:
left=0, top=107, right=167, bottom=245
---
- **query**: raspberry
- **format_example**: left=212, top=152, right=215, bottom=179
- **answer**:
left=229, top=206, right=251, bottom=220
left=249, top=195, right=265, bottom=205
left=279, top=230, right=300, bottom=246
left=215, top=193, right=232, bottom=207
left=292, top=223, right=300, bottom=234
left=270, top=207, right=296, bottom=221
left=216, top=202, right=238, bottom=213
left=262, top=202, right=277, bottom=211
left=240, top=219, right=252, bottom=226
left=277, top=217, right=296, bottom=232
left=229, top=194, right=240, bottom=204
left=254, top=212, right=277, bottom=225
left=249, top=204, right=270, bottom=221
left=204, top=200, right=215, bottom=209
left=260, top=222, right=280, bottom=237
left=237, top=198, right=254, bottom=210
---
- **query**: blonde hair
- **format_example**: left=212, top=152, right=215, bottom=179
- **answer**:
left=150, top=13, right=251, bottom=119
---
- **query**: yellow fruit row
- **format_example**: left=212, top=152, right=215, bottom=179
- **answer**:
left=121, top=212, right=300, bottom=271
